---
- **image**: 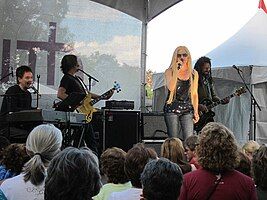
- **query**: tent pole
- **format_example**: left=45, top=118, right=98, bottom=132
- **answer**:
left=140, top=1, right=148, bottom=113
left=140, top=22, right=147, bottom=113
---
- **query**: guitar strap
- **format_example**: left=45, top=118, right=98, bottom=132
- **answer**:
left=203, top=77, right=212, bottom=100
left=75, top=75, right=89, bottom=94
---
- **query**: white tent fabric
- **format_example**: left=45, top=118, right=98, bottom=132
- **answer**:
left=207, top=10, right=267, bottom=67
left=152, top=9, right=267, bottom=144
left=90, top=0, right=182, bottom=22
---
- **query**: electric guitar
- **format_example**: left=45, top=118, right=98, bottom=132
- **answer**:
left=77, top=82, right=121, bottom=122
left=194, top=87, right=246, bottom=132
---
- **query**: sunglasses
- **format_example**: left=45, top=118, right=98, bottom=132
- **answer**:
left=177, top=53, right=188, bottom=58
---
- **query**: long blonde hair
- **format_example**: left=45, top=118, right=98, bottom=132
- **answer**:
left=166, top=46, right=195, bottom=104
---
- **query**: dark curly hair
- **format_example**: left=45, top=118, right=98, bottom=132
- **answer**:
left=196, top=122, right=239, bottom=172
left=2, top=143, right=30, bottom=174
left=100, top=147, right=128, bottom=184
left=60, top=55, right=78, bottom=74
left=252, top=145, right=267, bottom=190
left=194, top=56, right=213, bottom=84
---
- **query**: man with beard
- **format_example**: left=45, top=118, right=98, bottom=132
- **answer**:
left=193, top=57, right=229, bottom=132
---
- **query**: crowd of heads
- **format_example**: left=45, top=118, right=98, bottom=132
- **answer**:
left=0, top=122, right=266, bottom=200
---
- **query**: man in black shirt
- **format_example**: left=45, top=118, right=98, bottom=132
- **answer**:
left=0, top=66, right=33, bottom=141
left=194, top=57, right=229, bottom=132
left=57, top=55, right=113, bottom=155
left=1, top=66, right=33, bottom=113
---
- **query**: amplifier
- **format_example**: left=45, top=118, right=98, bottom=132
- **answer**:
left=92, top=109, right=140, bottom=155
left=141, top=112, right=168, bottom=140
left=105, top=100, right=134, bottom=110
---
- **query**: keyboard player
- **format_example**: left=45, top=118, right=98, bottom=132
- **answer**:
left=0, top=66, right=35, bottom=142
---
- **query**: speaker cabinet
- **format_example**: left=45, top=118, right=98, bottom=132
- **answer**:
left=92, top=109, right=140, bottom=155
left=142, top=140, right=164, bottom=157
left=141, top=112, right=168, bottom=140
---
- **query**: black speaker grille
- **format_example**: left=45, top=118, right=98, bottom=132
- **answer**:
left=142, top=113, right=168, bottom=139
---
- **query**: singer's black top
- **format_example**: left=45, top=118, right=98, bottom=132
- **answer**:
left=163, top=78, right=193, bottom=114
left=59, top=74, right=87, bottom=95
left=0, top=84, right=32, bottom=114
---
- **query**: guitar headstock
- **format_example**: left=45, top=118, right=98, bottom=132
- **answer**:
left=113, top=81, right=121, bottom=93
left=235, top=87, right=246, bottom=96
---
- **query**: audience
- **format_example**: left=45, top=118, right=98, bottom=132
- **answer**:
left=0, top=144, right=30, bottom=181
left=45, top=147, right=102, bottom=200
left=108, top=143, right=156, bottom=200
left=235, top=150, right=252, bottom=177
left=179, top=122, right=257, bottom=200
left=252, top=144, right=267, bottom=200
left=93, top=147, right=131, bottom=200
left=0, top=124, right=62, bottom=200
left=0, top=136, right=10, bottom=162
left=0, top=122, right=263, bottom=200
left=243, top=140, right=260, bottom=160
left=140, top=158, right=183, bottom=200
left=184, top=135, right=201, bottom=169
left=161, top=137, right=196, bottom=174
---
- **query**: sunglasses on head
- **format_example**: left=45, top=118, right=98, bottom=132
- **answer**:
left=177, top=53, right=188, bottom=58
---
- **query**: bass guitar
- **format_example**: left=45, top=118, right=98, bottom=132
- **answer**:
left=194, top=87, right=246, bottom=132
left=77, top=82, right=121, bottom=122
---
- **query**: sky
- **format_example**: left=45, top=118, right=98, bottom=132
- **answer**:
left=62, top=0, right=141, bottom=66
left=147, top=0, right=260, bottom=72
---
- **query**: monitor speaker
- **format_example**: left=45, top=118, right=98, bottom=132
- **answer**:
left=141, top=112, right=168, bottom=139
left=92, top=110, right=140, bottom=155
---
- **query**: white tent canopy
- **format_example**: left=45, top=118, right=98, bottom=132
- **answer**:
left=207, top=10, right=267, bottom=67
left=90, top=0, right=182, bottom=22
left=152, top=8, right=267, bottom=144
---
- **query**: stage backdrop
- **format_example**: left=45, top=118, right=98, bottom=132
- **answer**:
left=0, top=0, right=141, bottom=110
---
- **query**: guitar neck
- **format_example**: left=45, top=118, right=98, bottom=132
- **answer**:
left=90, top=88, right=114, bottom=106
left=207, top=93, right=235, bottom=110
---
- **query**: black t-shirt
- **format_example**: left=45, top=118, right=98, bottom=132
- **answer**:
left=0, top=84, right=32, bottom=114
left=59, top=74, right=86, bottom=95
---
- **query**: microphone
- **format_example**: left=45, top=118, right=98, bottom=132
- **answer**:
left=177, top=61, right=183, bottom=69
left=232, top=65, right=243, bottom=73
left=29, top=85, right=38, bottom=94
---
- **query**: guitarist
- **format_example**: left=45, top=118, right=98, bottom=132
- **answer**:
left=57, top=54, right=113, bottom=155
left=194, top=56, right=229, bottom=132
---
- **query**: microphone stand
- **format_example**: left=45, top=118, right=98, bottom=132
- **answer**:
left=0, top=72, right=13, bottom=82
left=234, top=66, right=261, bottom=140
left=36, top=75, right=40, bottom=108
left=78, top=69, right=99, bottom=91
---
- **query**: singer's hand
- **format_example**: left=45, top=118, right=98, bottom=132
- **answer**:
left=193, top=112, right=199, bottom=124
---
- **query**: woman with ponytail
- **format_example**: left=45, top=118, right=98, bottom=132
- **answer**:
left=0, top=124, right=62, bottom=200
left=164, top=46, right=199, bottom=140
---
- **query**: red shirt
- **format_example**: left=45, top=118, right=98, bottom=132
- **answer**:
left=179, top=169, right=257, bottom=200
left=189, top=157, right=201, bottom=169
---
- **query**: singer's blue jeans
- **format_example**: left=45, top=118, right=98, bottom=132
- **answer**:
left=164, top=112, right=194, bottom=141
